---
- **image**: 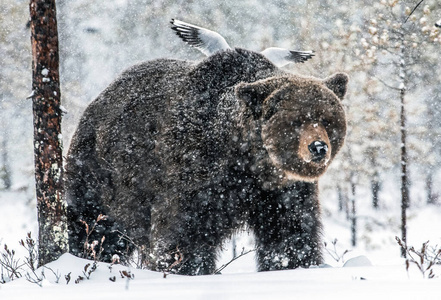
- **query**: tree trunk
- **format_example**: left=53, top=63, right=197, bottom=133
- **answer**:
left=232, top=236, right=237, bottom=258
left=1, top=137, right=12, bottom=190
left=426, top=173, right=435, bottom=204
left=399, top=44, right=409, bottom=258
left=397, top=1, right=410, bottom=260
left=337, top=185, right=344, bottom=212
left=30, top=0, right=68, bottom=267
left=371, top=180, right=380, bottom=209
left=350, top=177, right=357, bottom=247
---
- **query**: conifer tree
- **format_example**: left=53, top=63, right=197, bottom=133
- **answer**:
left=29, top=0, right=68, bottom=266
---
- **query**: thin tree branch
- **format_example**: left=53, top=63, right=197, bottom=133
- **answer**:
left=213, top=248, right=256, bottom=274
left=373, top=75, right=401, bottom=91
left=404, top=0, right=424, bottom=23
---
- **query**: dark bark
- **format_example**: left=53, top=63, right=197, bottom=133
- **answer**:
left=1, top=137, right=12, bottom=190
left=399, top=53, right=409, bottom=258
left=337, top=185, right=344, bottom=212
left=232, top=236, right=237, bottom=258
left=397, top=10, right=410, bottom=255
left=426, top=173, right=435, bottom=204
left=371, top=180, right=380, bottom=209
left=350, top=176, right=357, bottom=247
left=30, top=0, right=68, bottom=267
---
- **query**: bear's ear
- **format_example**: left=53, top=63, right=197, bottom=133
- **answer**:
left=235, top=79, right=277, bottom=119
left=323, top=73, right=349, bottom=100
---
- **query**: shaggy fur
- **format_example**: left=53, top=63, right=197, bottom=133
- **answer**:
left=66, top=48, right=348, bottom=275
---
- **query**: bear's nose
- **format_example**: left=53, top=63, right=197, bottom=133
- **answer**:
left=308, top=141, right=328, bottom=162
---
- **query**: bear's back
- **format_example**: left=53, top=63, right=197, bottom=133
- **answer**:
left=66, top=58, right=194, bottom=228
left=186, top=48, right=278, bottom=94
left=66, top=50, right=280, bottom=239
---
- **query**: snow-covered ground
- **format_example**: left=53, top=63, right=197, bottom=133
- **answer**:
left=1, top=252, right=440, bottom=300
left=2, top=185, right=441, bottom=299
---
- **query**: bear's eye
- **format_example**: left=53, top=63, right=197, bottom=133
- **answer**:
left=321, top=119, right=330, bottom=127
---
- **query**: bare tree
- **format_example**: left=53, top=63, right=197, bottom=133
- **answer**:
left=0, top=137, right=12, bottom=190
left=360, top=1, right=440, bottom=257
left=29, top=0, right=68, bottom=266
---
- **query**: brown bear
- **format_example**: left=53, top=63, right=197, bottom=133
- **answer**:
left=65, top=48, right=348, bottom=275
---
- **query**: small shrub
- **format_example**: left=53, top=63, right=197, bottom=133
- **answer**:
left=0, top=244, right=24, bottom=283
left=324, top=238, right=350, bottom=264
left=81, top=214, right=107, bottom=261
left=396, top=236, right=441, bottom=279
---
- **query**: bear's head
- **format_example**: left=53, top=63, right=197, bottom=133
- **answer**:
left=236, top=73, right=348, bottom=182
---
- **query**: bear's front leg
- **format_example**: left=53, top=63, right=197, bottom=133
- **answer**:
left=150, top=188, right=231, bottom=275
left=250, top=181, right=323, bottom=271
left=149, top=239, right=218, bottom=275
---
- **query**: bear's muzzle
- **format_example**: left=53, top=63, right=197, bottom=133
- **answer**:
left=298, top=123, right=331, bottom=165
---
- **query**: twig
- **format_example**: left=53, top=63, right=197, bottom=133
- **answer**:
left=323, top=239, right=350, bottom=263
left=0, top=244, right=25, bottom=281
left=20, top=232, right=37, bottom=272
left=113, top=229, right=145, bottom=268
left=373, top=75, right=401, bottom=91
left=65, top=272, right=71, bottom=284
left=213, top=247, right=256, bottom=274
left=44, top=266, right=61, bottom=283
left=81, top=214, right=107, bottom=261
left=404, top=0, right=424, bottom=24
left=396, top=236, right=440, bottom=279
left=25, top=271, right=43, bottom=287
left=82, top=262, right=98, bottom=279
left=163, top=247, right=184, bottom=278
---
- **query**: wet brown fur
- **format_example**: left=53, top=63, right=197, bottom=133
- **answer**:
left=66, top=48, right=348, bottom=275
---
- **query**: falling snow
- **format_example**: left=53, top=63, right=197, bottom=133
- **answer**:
left=2, top=0, right=441, bottom=298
